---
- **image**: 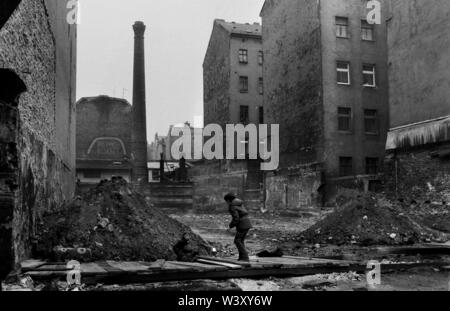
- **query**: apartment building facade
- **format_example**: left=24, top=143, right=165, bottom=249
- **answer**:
left=261, top=0, right=389, bottom=209
left=204, top=19, right=264, bottom=127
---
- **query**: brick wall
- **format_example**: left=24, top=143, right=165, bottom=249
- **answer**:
left=76, top=96, right=132, bottom=160
left=261, top=0, right=324, bottom=168
left=264, top=164, right=323, bottom=212
left=191, top=160, right=262, bottom=211
left=0, top=0, right=76, bottom=274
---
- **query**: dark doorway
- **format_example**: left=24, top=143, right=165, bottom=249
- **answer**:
left=0, top=68, right=26, bottom=281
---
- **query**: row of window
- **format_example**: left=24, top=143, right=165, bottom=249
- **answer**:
left=239, top=105, right=264, bottom=124
left=336, top=17, right=375, bottom=41
left=337, top=62, right=376, bottom=87
left=338, top=107, right=379, bottom=134
left=340, top=157, right=379, bottom=177
left=239, top=76, right=264, bottom=94
left=239, top=49, right=264, bottom=65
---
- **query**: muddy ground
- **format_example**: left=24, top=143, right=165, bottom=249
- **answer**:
left=167, top=208, right=450, bottom=291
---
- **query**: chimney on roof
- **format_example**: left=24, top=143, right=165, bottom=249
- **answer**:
left=131, top=21, right=149, bottom=184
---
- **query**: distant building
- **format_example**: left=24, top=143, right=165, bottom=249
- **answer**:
left=149, top=122, right=203, bottom=162
left=148, top=134, right=168, bottom=161
left=384, top=0, right=450, bottom=203
left=76, top=96, right=133, bottom=184
left=203, top=19, right=264, bottom=127
left=260, top=0, right=389, bottom=209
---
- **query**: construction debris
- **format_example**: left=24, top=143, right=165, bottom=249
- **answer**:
left=34, top=178, right=211, bottom=262
left=300, top=194, right=449, bottom=246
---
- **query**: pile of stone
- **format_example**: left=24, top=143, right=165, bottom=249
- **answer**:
left=34, top=178, right=211, bottom=262
left=300, top=193, right=448, bottom=246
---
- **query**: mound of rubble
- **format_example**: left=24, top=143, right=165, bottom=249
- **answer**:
left=35, top=178, right=211, bottom=262
left=300, top=194, right=448, bottom=246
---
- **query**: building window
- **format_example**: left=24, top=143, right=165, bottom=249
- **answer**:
left=239, top=49, right=248, bottom=64
left=338, top=107, right=352, bottom=132
left=335, top=17, right=349, bottom=38
left=239, top=76, right=248, bottom=93
left=364, top=109, right=379, bottom=134
left=258, top=106, right=264, bottom=124
left=339, top=157, right=353, bottom=177
left=362, top=64, right=376, bottom=87
left=337, top=61, right=350, bottom=85
left=361, top=20, right=375, bottom=41
left=365, top=157, right=379, bottom=175
left=258, top=77, right=264, bottom=95
left=240, top=105, right=249, bottom=124
left=258, top=51, right=264, bottom=65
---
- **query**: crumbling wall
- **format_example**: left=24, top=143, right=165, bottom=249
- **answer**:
left=0, top=101, right=19, bottom=279
left=0, top=0, right=76, bottom=272
left=261, top=0, right=324, bottom=210
left=384, top=143, right=450, bottom=204
left=264, top=164, right=323, bottom=212
left=261, top=0, right=323, bottom=168
left=191, top=160, right=257, bottom=211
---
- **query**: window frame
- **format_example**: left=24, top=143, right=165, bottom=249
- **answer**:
left=361, top=20, right=375, bottom=41
left=337, top=107, right=352, bottom=132
left=365, top=157, right=379, bottom=175
left=362, top=64, right=377, bottom=87
left=258, top=50, right=264, bottom=65
left=339, top=157, right=353, bottom=177
left=364, top=109, right=379, bottom=135
left=258, top=106, right=264, bottom=124
left=239, top=76, right=249, bottom=93
left=239, top=105, right=249, bottom=124
left=335, top=16, right=350, bottom=39
left=238, top=49, right=248, bottom=64
left=258, top=77, right=264, bottom=95
left=336, top=61, right=351, bottom=85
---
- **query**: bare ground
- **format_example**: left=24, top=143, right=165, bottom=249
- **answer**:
left=166, top=208, right=450, bottom=291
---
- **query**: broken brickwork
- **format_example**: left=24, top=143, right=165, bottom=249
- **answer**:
left=384, top=143, right=450, bottom=204
left=0, top=0, right=76, bottom=277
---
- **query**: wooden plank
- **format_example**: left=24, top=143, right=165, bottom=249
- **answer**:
left=197, top=256, right=251, bottom=267
left=81, top=263, right=107, bottom=274
left=106, top=261, right=151, bottom=272
left=24, top=260, right=450, bottom=286
left=197, top=259, right=241, bottom=270
left=21, top=260, right=47, bottom=272
left=283, top=255, right=355, bottom=264
left=139, top=259, right=166, bottom=270
left=165, top=261, right=228, bottom=272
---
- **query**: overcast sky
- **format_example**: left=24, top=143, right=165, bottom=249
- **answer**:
left=76, top=0, right=264, bottom=140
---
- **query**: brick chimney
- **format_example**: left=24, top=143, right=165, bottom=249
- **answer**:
left=131, top=21, right=148, bottom=183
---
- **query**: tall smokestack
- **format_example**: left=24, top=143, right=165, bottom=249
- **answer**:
left=131, top=21, right=148, bottom=183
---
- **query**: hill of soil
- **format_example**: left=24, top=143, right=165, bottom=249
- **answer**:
left=301, top=194, right=448, bottom=246
left=35, top=178, right=211, bottom=262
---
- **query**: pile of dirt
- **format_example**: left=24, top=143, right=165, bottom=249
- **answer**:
left=300, top=194, right=448, bottom=246
left=35, top=178, right=211, bottom=262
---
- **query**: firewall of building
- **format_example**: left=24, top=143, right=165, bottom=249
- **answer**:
left=260, top=0, right=389, bottom=210
left=384, top=0, right=450, bottom=204
left=76, top=96, right=133, bottom=188
left=0, top=0, right=77, bottom=278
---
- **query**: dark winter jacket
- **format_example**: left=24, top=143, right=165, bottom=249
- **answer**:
left=228, top=198, right=252, bottom=231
